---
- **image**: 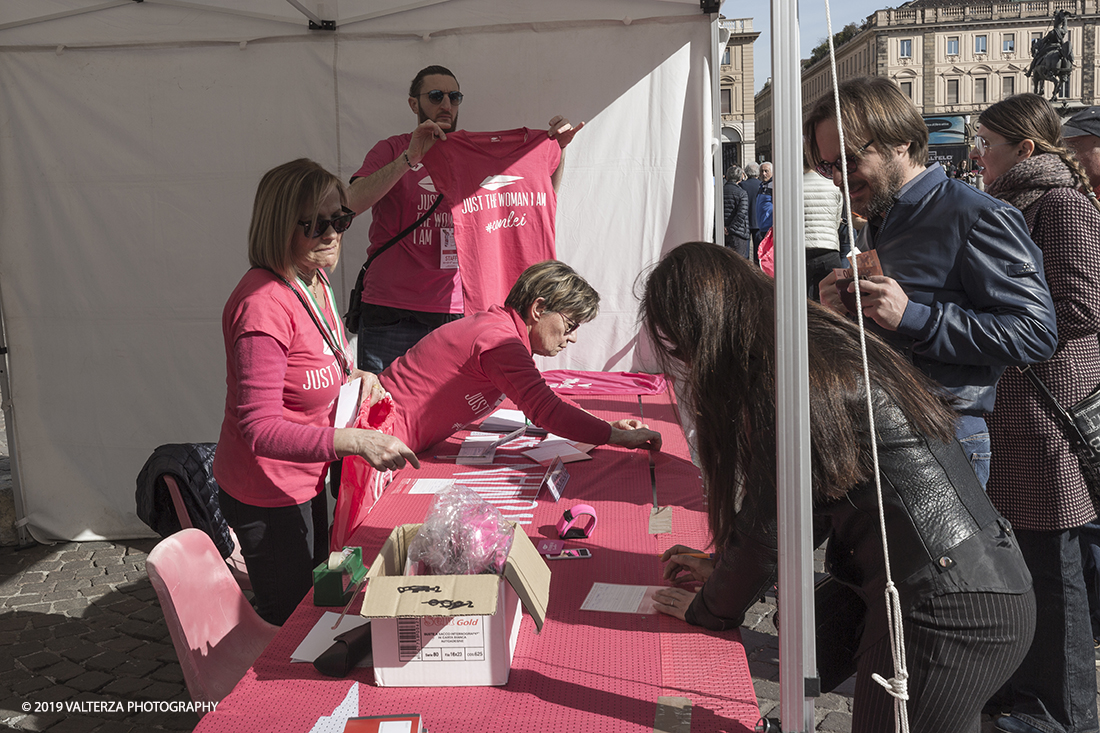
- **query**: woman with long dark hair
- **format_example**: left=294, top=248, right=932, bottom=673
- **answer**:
left=971, top=93, right=1100, bottom=733
left=645, top=242, right=1035, bottom=733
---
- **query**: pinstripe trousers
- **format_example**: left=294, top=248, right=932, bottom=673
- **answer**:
left=852, top=590, right=1036, bottom=733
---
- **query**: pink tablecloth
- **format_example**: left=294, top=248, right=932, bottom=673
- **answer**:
left=194, top=386, right=760, bottom=733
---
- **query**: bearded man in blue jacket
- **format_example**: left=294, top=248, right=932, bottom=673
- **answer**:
left=806, top=77, right=1057, bottom=487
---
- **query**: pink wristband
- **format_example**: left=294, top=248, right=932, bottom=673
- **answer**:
left=556, top=504, right=597, bottom=539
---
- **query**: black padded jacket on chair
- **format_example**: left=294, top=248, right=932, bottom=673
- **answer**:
left=136, top=443, right=234, bottom=560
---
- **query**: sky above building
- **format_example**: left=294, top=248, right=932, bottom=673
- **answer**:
left=725, top=0, right=886, bottom=92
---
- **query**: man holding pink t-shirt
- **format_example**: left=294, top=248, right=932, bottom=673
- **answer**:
left=347, top=65, right=583, bottom=373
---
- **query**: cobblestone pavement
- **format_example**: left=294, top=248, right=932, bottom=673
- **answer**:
left=0, top=538, right=201, bottom=733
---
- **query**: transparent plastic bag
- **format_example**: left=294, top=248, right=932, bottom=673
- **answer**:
left=407, top=484, right=515, bottom=576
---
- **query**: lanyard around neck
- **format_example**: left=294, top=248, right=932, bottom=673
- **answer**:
left=273, top=269, right=351, bottom=379
left=296, top=273, right=348, bottom=355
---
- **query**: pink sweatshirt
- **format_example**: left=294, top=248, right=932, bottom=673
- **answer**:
left=380, top=305, right=612, bottom=452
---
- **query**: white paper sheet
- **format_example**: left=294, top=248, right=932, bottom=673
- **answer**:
left=379, top=722, right=413, bottom=733
left=479, top=408, right=546, bottom=435
left=457, top=432, right=499, bottom=464
left=291, top=611, right=370, bottom=664
left=334, top=377, right=362, bottom=429
left=408, top=478, right=456, bottom=495
left=523, top=442, right=591, bottom=465
left=479, top=408, right=528, bottom=431
left=307, top=682, right=358, bottom=733
left=580, top=583, right=664, bottom=614
left=456, top=427, right=526, bottom=464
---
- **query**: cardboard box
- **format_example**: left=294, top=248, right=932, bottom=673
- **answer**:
left=360, top=523, right=550, bottom=687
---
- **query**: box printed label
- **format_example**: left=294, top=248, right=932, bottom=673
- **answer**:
left=397, top=615, right=487, bottom=662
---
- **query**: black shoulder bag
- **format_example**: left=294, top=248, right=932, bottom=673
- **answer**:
left=343, top=194, right=444, bottom=332
left=1020, top=364, right=1100, bottom=493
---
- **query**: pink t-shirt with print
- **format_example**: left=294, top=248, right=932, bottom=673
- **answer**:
left=422, top=128, right=561, bottom=314
left=354, top=133, right=463, bottom=314
left=214, top=268, right=344, bottom=507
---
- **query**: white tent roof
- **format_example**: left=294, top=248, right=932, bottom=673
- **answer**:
left=0, top=0, right=716, bottom=541
left=1, top=1, right=703, bottom=44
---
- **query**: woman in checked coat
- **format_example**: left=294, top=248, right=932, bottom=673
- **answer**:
left=972, top=93, right=1100, bottom=733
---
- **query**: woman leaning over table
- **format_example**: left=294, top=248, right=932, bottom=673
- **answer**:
left=647, top=242, right=1035, bottom=733
left=330, top=260, right=664, bottom=548
left=378, top=260, right=664, bottom=454
left=970, top=94, right=1100, bottom=733
left=213, top=159, right=418, bottom=626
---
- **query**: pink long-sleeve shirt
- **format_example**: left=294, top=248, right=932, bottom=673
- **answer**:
left=380, top=305, right=611, bottom=452
left=213, top=268, right=342, bottom=508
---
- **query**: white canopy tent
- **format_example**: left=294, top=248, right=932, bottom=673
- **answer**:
left=3, top=0, right=824, bottom=726
left=0, top=0, right=719, bottom=543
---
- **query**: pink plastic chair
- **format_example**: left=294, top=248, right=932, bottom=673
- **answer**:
left=146, top=528, right=279, bottom=707
left=162, top=474, right=251, bottom=591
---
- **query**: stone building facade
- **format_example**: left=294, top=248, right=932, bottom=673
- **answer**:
left=755, top=0, right=1099, bottom=163
left=719, top=17, right=761, bottom=170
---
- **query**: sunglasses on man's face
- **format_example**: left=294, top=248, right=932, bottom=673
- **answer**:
left=419, top=90, right=464, bottom=105
left=815, top=139, right=875, bottom=179
left=298, top=207, right=355, bottom=238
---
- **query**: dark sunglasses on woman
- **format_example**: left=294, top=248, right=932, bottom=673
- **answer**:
left=299, top=207, right=355, bottom=238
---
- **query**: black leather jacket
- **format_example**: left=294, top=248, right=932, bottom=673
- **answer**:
left=857, top=166, right=1057, bottom=414
left=685, top=390, right=1032, bottom=651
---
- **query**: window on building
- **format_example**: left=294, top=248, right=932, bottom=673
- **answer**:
left=900, top=81, right=913, bottom=99
left=721, top=88, right=731, bottom=115
left=975, top=35, right=987, bottom=54
left=947, top=36, right=959, bottom=55
left=1003, top=34, right=1015, bottom=53
left=1002, top=75, right=1015, bottom=97
left=900, top=39, right=912, bottom=58
left=975, top=77, right=987, bottom=103
left=947, top=78, right=959, bottom=104
left=722, top=47, right=731, bottom=66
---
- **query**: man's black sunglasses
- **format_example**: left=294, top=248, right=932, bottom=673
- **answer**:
left=418, top=90, right=464, bottom=105
left=299, top=207, right=355, bottom=238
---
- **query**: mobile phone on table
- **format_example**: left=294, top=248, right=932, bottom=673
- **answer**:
left=547, top=548, right=591, bottom=560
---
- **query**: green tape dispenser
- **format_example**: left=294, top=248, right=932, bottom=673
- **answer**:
left=312, top=547, right=367, bottom=607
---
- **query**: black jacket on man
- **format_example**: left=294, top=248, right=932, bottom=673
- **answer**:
left=739, top=176, right=762, bottom=233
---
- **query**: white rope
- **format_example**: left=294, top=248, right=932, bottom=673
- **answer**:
left=821, top=0, right=911, bottom=730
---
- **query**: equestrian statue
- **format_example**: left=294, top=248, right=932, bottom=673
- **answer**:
left=1026, top=9, right=1074, bottom=101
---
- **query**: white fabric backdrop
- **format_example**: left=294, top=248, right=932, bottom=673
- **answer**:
left=0, top=1, right=713, bottom=541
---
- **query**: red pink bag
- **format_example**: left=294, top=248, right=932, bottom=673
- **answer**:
left=330, top=394, right=398, bottom=552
